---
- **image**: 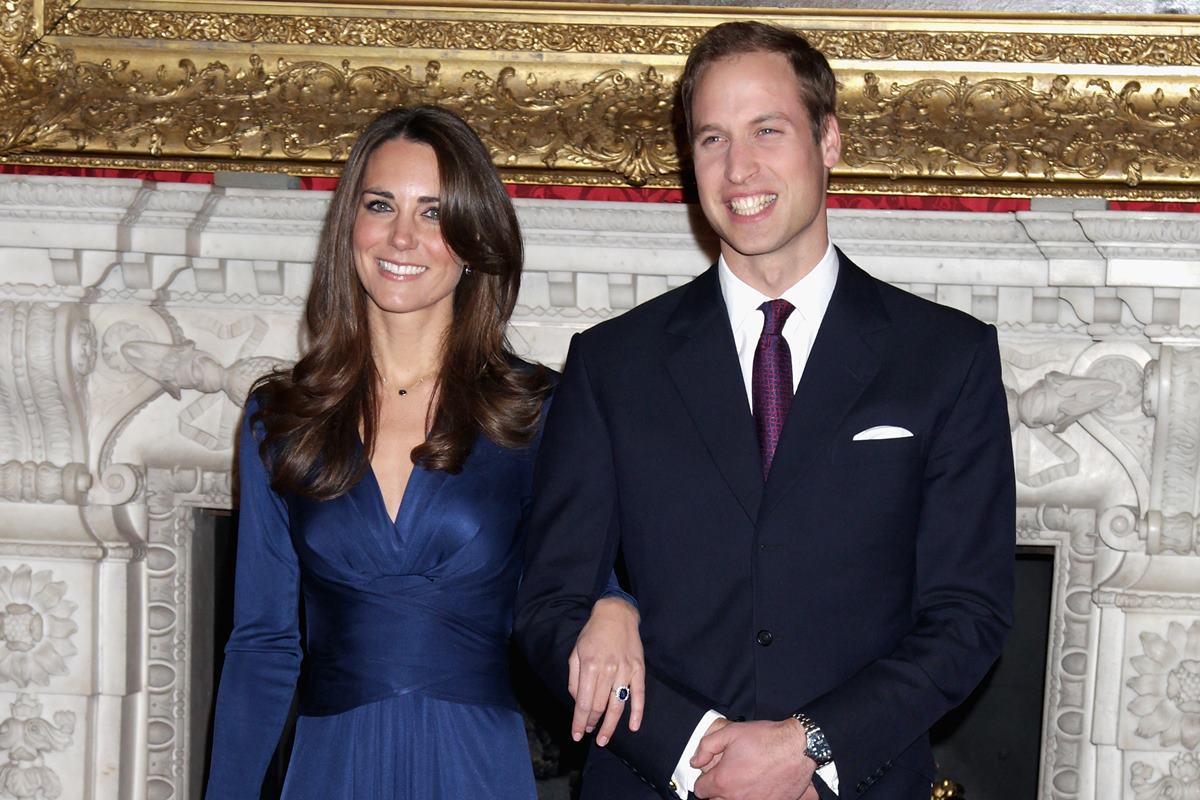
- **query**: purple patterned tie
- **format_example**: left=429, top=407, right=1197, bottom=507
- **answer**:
left=753, top=299, right=795, bottom=479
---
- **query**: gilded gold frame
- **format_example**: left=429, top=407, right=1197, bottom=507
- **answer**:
left=3, top=0, right=1200, bottom=198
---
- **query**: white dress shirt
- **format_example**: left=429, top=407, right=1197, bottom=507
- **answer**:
left=669, top=241, right=841, bottom=798
left=720, top=240, right=839, bottom=404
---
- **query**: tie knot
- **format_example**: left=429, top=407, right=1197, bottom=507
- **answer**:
left=759, top=299, right=795, bottom=337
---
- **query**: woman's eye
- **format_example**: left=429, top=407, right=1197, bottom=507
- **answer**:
left=422, top=206, right=441, bottom=221
left=365, top=199, right=392, bottom=213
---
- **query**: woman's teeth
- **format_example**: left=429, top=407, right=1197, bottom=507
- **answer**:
left=378, top=260, right=427, bottom=276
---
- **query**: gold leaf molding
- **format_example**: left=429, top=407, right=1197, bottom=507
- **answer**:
left=3, top=0, right=1200, bottom=197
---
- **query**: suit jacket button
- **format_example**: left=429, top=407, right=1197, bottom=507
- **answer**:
left=756, top=629, right=774, bottom=646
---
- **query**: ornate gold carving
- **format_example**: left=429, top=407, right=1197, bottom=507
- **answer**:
left=4, top=0, right=1200, bottom=196
left=51, top=7, right=702, bottom=55
left=841, top=72, right=1200, bottom=186
left=39, top=2, right=1200, bottom=67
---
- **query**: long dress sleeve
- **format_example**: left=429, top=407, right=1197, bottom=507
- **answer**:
left=205, top=407, right=302, bottom=799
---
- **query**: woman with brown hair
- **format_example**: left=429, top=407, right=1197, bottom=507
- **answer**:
left=204, top=105, right=642, bottom=799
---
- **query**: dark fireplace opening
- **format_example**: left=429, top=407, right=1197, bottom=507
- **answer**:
left=931, top=547, right=1053, bottom=798
left=203, top=514, right=1051, bottom=800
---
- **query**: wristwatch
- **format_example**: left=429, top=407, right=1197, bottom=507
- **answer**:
left=791, top=712, right=833, bottom=768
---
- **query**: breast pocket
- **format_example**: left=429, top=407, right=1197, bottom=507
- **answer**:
left=830, top=434, right=923, bottom=465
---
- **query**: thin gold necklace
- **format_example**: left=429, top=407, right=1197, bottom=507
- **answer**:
left=380, top=370, right=437, bottom=397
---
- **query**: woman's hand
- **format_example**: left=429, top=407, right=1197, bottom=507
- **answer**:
left=568, top=596, right=645, bottom=747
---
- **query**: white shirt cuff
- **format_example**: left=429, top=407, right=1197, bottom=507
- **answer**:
left=817, top=760, right=839, bottom=795
left=670, top=709, right=725, bottom=798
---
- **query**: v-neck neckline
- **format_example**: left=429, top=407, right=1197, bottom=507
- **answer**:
left=363, top=455, right=420, bottom=528
left=356, top=433, right=422, bottom=528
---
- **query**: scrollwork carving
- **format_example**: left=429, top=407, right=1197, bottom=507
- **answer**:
left=1132, top=753, right=1200, bottom=800
left=0, top=693, right=75, bottom=800
left=841, top=72, right=1200, bottom=186
left=39, top=2, right=1200, bottom=67
left=1099, top=505, right=1143, bottom=552
left=0, top=301, right=89, bottom=468
left=7, top=1, right=1200, bottom=190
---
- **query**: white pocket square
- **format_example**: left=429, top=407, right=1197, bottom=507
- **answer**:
left=852, top=426, right=913, bottom=441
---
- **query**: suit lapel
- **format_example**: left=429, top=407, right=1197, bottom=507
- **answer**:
left=665, top=266, right=764, bottom=523
left=762, top=253, right=890, bottom=513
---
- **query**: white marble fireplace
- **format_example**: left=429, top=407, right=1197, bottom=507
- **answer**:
left=2, top=173, right=1199, bottom=799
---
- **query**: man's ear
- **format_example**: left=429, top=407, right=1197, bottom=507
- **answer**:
left=820, top=115, right=842, bottom=170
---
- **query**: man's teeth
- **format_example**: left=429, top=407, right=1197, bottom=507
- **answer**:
left=378, top=260, right=427, bottom=276
left=729, top=194, right=777, bottom=216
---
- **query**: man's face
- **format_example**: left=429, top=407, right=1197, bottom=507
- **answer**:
left=690, top=50, right=841, bottom=279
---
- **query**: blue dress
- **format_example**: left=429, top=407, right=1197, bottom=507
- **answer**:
left=205, top=405, right=540, bottom=799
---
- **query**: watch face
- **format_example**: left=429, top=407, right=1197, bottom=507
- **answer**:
left=806, top=730, right=832, bottom=765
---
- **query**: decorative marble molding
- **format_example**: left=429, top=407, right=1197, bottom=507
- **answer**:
left=1, top=176, right=1200, bottom=798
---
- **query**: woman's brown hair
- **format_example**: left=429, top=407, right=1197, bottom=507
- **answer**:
left=252, top=105, right=550, bottom=498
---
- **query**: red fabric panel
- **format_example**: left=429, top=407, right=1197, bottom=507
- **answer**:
left=829, top=194, right=1030, bottom=212
left=0, top=166, right=1035, bottom=212
left=0, top=165, right=213, bottom=183
left=506, top=184, right=687, bottom=203
left=1109, top=200, right=1200, bottom=213
left=300, top=176, right=340, bottom=191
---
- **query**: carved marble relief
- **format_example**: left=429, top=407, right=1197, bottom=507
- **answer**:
left=0, top=693, right=75, bottom=800
left=0, top=567, right=76, bottom=690
left=0, top=177, right=1198, bottom=799
left=1132, top=753, right=1200, bottom=800
left=1128, top=620, right=1200, bottom=750
left=0, top=301, right=94, bottom=506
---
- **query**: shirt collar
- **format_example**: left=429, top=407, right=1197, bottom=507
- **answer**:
left=717, top=240, right=840, bottom=334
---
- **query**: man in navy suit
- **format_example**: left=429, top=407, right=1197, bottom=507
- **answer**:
left=515, top=21, right=1015, bottom=800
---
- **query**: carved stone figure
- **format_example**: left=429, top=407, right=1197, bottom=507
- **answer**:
left=120, top=339, right=290, bottom=450
left=0, top=694, right=75, bottom=800
left=1015, top=371, right=1121, bottom=433
left=119, top=340, right=287, bottom=406
left=1007, top=370, right=1121, bottom=488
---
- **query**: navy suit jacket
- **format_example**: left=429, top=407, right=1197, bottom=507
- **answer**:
left=515, top=251, right=1015, bottom=799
